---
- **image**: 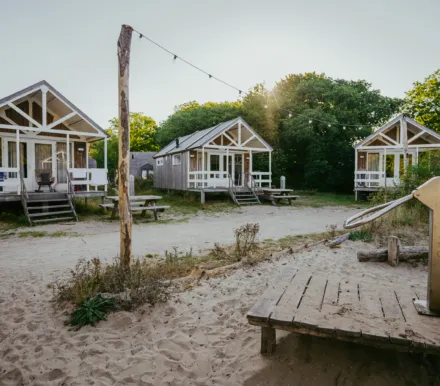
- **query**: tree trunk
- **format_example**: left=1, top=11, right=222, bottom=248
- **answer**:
left=117, top=24, right=133, bottom=268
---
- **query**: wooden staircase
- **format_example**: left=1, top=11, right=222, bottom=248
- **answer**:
left=231, top=187, right=261, bottom=205
left=22, top=192, right=78, bottom=226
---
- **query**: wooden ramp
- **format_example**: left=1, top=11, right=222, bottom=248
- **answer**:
left=247, top=268, right=440, bottom=355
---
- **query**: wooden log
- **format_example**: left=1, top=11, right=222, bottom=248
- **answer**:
left=117, top=24, right=134, bottom=268
left=358, top=246, right=428, bottom=262
left=388, top=236, right=400, bottom=267
left=328, top=233, right=350, bottom=248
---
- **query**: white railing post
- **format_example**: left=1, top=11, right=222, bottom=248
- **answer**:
left=86, top=141, right=89, bottom=191
left=104, top=136, right=108, bottom=191
left=269, top=151, right=272, bottom=187
left=16, top=129, right=20, bottom=194
left=202, top=146, right=205, bottom=187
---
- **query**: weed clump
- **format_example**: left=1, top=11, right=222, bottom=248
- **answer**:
left=52, top=257, right=169, bottom=311
left=67, top=294, right=116, bottom=330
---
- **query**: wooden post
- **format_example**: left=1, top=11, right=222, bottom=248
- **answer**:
left=388, top=236, right=400, bottom=267
left=261, top=326, right=276, bottom=355
left=117, top=24, right=133, bottom=268
left=413, top=177, right=440, bottom=313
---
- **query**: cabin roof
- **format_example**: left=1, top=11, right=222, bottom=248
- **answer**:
left=0, top=80, right=108, bottom=138
left=154, top=117, right=272, bottom=158
left=355, top=113, right=440, bottom=148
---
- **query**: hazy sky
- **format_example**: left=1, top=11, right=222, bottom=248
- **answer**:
left=1, top=0, right=439, bottom=128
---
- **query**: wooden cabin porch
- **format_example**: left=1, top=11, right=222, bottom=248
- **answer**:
left=354, top=115, right=440, bottom=199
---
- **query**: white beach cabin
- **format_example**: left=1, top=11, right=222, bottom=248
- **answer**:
left=0, top=81, right=109, bottom=224
left=153, top=117, right=273, bottom=204
left=354, top=114, right=440, bottom=199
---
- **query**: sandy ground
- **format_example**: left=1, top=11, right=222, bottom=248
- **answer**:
left=0, top=206, right=437, bottom=385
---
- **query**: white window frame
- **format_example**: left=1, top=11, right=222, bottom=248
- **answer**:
left=156, top=158, right=164, bottom=166
left=172, top=154, right=181, bottom=166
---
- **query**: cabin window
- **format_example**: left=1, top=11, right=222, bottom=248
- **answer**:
left=156, top=158, right=164, bottom=166
left=8, top=142, right=28, bottom=178
left=210, top=154, right=220, bottom=171
left=386, top=154, right=395, bottom=178
left=35, top=144, right=52, bottom=177
left=367, top=153, right=379, bottom=171
left=172, top=154, right=181, bottom=166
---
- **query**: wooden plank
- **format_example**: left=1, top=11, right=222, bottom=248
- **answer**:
left=333, top=278, right=362, bottom=338
left=270, top=272, right=312, bottom=326
left=357, top=282, right=390, bottom=343
left=293, top=275, right=328, bottom=329
left=247, top=268, right=297, bottom=324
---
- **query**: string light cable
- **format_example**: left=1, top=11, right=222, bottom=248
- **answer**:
left=133, top=27, right=375, bottom=130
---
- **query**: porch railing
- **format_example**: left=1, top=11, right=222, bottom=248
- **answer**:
left=355, top=170, right=385, bottom=189
left=68, top=168, right=108, bottom=192
left=251, top=172, right=272, bottom=188
left=188, top=171, right=229, bottom=189
left=0, top=168, right=20, bottom=194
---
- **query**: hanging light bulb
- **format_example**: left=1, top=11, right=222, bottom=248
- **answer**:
left=309, top=119, right=312, bottom=124
left=288, top=113, right=292, bottom=118
left=239, top=90, right=242, bottom=96
left=328, top=123, right=332, bottom=128
left=264, top=104, right=268, bottom=109
left=343, top=126, right=346, bottom=130
left=173, top=55, right=178, bottom=63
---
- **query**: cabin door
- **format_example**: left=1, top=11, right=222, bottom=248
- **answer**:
left=34, top=142, right=55, bottom=191
left=234, top=154, right=244, bottom=186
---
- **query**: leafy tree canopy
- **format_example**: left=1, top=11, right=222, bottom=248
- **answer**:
left=243, top=73, right=402, bottom=191
left=89, top=112, right=159, bottom=180
left=156, top=101, right=242, bottom=147
left=403, top=69, right=440, bottom=132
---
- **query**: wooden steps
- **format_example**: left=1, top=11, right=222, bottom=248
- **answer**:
left=22, top=193, right=78, bottom=226
left=230, top=187, right=260, bottom=205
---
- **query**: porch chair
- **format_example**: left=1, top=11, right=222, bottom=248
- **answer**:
left=35, top=170, right=55, bottom=192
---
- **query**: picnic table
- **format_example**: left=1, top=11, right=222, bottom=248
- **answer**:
left=101, top=195, right=169, bottom=220
left=260, top=188, right=299, bottom=206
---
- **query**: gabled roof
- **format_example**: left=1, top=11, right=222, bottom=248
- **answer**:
left=154, top=117, right=272, bottom=158
left=355, top=113, right=440, bottom=148
left=0, top=80, right=108, bottom=137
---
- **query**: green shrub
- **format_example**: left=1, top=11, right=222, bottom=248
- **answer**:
left=134, top=177, right=154, bottom=193
left=67, top=294, right=116, bottom=330
left=349, top=231, right=373, bottom=242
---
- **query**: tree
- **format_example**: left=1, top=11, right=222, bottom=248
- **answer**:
left=156, top=101, right=242, bottom=147
left=272, top=73, right=402, bottom=192
left=403, top=69, right=440, bottom=132
left=89, top=112, right=159, bottom=181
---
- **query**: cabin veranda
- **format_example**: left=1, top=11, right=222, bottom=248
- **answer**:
left=354, top=114, right=440, bottom=200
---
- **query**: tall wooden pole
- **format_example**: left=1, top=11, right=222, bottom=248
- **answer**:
left=117, top=24, right=133, bottom=267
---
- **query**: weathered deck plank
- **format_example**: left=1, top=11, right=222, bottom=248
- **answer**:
left=247, top=270, right=440, bottom=355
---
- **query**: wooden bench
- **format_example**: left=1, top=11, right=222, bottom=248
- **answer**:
left=272, top=195, right=300, bottom=204
left=100, top=203, right=170, bottom=220
left=247, top=268, right=440, bottom=356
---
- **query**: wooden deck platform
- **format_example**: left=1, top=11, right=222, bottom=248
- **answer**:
left=0, top=190, right=106, bottom=202
left=247, top=268, right=440, bottom=355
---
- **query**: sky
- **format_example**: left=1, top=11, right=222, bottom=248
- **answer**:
left=1, top=0, right=439, bottom=129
